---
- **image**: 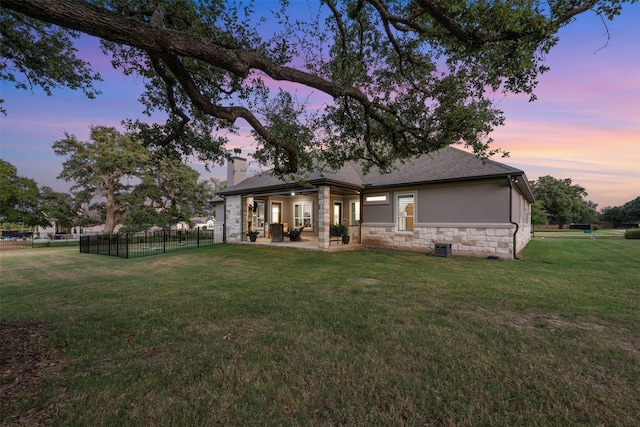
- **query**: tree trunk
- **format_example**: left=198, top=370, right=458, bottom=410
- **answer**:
left=103, top=209, right=118, bottom=234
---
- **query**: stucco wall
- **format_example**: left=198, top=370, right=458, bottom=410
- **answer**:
left=418, top=180, right=510, bottom=223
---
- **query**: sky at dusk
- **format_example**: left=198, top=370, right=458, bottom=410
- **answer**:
left=1, top=2, right=638, bottom=210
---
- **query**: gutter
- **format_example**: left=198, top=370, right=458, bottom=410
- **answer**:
left=508, top=175, right=520, bottom=260
left=219, top=194, right=227, bottom=244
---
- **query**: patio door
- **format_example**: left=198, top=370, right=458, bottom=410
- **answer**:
left=271, top=202, right=282, bottom=224
left=333, top=202, right=342, bottom=225
left=253, top=201, right=265, bottom=230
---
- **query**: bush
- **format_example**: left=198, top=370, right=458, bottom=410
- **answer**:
left=624, top=229, right=640, bottom=239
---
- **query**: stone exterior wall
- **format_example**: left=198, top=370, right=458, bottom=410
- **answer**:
left=225, top=195, right=243, bottom=243
left=361, top=223, right=525, bottom=259
left=516, top=223, right=532, bottom=257
left=317, top=186, right=330, bottom=249
left=346, top=225, right=360, bottom=243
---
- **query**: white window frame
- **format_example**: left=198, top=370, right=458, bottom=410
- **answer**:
left=396, top=193, right=415, bottom=232
left=294, top=202, right=314, bottom=230
left=332, top=201, right=343, bottom=225
left=350, top=201, right=360, bottom=225
left=364, top=193, right=389, bottom=205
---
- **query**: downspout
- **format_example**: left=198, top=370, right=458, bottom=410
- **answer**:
left=220, top=195, right=227, bottom=244
left=508, top=175, right=520, bottom=260
left=359, top=191, right=364, bottom=244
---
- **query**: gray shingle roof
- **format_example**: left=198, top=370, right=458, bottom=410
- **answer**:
left=357, top=146, right=523, bottom=186
left=219, top=146, right=533, bottom=201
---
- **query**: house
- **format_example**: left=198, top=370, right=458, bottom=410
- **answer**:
left=192, top=217, right=217, bottom=230
left=217, top=146, right=535, bottom=259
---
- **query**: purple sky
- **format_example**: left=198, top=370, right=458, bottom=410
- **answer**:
left=1, top=3, right=638, bottom=209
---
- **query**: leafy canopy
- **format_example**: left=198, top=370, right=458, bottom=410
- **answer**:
left=2, top=0, right=635, bottom=175
left=38, top=186, right=84, bottom=230
left=0, top=159, right=49, bottom=227
left=530, top=175, right=598, bottom=228
left=601, top=196, right=640, bottom=227
left=53, top=125, right=213, bottom=233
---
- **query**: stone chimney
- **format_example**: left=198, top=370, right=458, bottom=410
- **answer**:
left=227, top=148, right=247, bottom=187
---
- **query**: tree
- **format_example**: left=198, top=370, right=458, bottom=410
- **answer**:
left=38, top=186, right=82, bottom=231
left=601, top=196, right=640, bottom=227
left=530, top=175, right=598, bottom=228
left=0, top=159, right=49, bottom=227
left=54, top=125, right=151, bottom=233
left=530, top=202, right=549, bottom=226
left=2, top=0, right=633, bottom=175
left=624, top=197, right=640, bottom=223
left=53, top=125, right=212, bottom=233
left=600, top=206, right=626, bottom=227
left=120, top=157, right=213, bottom=232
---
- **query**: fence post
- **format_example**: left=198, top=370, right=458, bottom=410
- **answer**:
left=163, top=229, right=166, bottom=253
left=126, top=233, right=129, bottom=258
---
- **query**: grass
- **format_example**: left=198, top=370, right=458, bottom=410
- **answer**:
left=532, top=228, right=627, bottom=238
left=1, top=238, right=639, bottom=426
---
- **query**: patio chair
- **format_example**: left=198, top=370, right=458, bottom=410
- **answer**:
left=269, top=223, right=283, bottom=242
left=288, top=226, right=304, bottom=241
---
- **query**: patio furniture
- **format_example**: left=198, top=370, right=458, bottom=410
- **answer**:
left=287, top=226, right=304, bottom=241
left=269, top=223, right=284, bottom=242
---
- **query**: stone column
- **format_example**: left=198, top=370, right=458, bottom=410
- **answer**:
left=317, top=185, right=330, bottom=249
left=225, top=195, right=242, bottom=243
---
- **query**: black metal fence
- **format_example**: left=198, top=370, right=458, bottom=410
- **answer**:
left=80, top=228, right=220, bottom=258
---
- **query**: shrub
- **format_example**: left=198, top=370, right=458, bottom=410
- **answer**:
left=624, top=229, right=640, bottom=239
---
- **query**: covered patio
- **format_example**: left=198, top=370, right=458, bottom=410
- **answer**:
left=218, top=152, right=365, bottom=250
left=239, top=234, right=362, bottom=252
left=223, top=181, right=363, bottom=250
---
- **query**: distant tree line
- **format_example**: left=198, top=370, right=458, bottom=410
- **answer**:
left=600, top=197, right=640, bottom=228
left=530, top=175, right=639, bottom=229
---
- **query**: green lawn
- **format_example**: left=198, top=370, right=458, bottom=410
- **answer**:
left=1, top=238, right=639, bottom=426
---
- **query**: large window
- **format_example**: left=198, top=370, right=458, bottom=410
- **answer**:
left=271, top=202, right=281, bottom=223
left=253, top=201, right=265, bottom=228
left=332, top=202, right=342, bottom=225
left=350, top=201, right=360, bottom=225
left=294, top=202, right=313, bottom=229
left=396, top=194, right=414, bottom=231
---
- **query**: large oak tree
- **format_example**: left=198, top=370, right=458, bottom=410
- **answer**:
left=54, top=125, right=212, bottom=233
left=2, top=0, right=634, bottom=175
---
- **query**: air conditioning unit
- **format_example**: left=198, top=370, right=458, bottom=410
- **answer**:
left=434, top=243, right=451, bottom=258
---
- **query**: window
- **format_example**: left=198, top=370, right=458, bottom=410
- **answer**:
left=332, top=202, right=342, bottom=225
left=253, top=202, right=265, bottom=228
left=271, top=202, right=281, bottom=223
left=396, top=194, right=414, bottom=231
left=294, top=202, right=313, bottom=229
left=350, top=201, right=360, bottom=225
left=365, top=193, right=389, bottom=204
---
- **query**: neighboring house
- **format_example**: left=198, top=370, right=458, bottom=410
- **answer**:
left=208, top=196, right=226, bottom=225
left=218, top=146, right=535, bottom=259
left=192, top=217, right=217, bottom=230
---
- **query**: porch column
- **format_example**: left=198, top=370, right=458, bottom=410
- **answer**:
left=225, top=195, right=243, bottom=243
left=318, top=185, right=330, bottom=249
